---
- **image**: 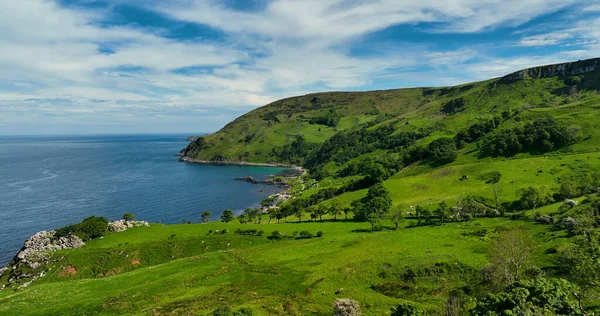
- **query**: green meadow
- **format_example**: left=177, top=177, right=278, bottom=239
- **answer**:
left=0, top=218, right=570, bottom=315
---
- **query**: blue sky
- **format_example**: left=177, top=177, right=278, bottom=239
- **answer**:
left=0, top=0, right=599, bottom=135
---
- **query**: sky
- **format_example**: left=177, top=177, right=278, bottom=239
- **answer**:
left=0, top=0, right=599, bottom=135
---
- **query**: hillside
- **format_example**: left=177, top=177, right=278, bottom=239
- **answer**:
left=182, top=58, right=600, bottom=208
left=0, top=218, right=576, bottom=315
left=3, top=58, right=600, bottom=315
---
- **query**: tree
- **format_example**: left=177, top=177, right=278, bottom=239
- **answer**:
left=357, top=184, right=392, bottom=230
left=486, top=228, right=536, bottom=287
left=427, top=137, right=458, bottom=164
left=267, top=208, right=278, bottom=224
left=56, top=216, right=109, bottom=240
left=518, top=186, right=554, bottom=211
left=329, top=200, right=342, bottom=220
left=237, top=214, right=248, bottom=224
left=415, top=205, right=424, bottom=224
left=221, top=209, right=234, bottom=223
left=390, top=301, right=425, bottom=316
left=365, top=163, right=389, bottom=184
left=295, top=208, right=304, bottom=222
left=559, top=179, right=580, bottom=199
left=122, top=213, right=135, bottom=222
left=391, top=206, right=406, bottom=230
left=557, top=229, right=600, bottom=312
left=243, top=208, right=256, bottom=223
left=312, top=206, right=327, bottom=221
left=490, top=184, right=503, bottom=211
left=343, top=207, right=351, bottom=220
left=201, top=211, right=211, bottom=224
left=435, top=201, right=448, bottom=223
left=252, top=208, right=262, bottom=224
left=473, top=278, right=581, bottom=315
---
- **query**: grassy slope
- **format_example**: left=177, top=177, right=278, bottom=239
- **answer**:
left=0, top=219, right=570, bottom=315
left=185, top=65, right=600, bottom=211
left=3, top=60, right=600, bottom=314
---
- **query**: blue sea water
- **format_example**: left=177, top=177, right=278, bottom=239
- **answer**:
left=0, top=134, right=285, bottom=266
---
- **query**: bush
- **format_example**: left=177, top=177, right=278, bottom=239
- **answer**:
left=333, top=298, right=361, bottom=316
left=122, top=213, right=135, bottom=221
left=55, top=216, right=108, bottom=240
left=270, top=230, right=283, bottom=239
left=390, top=301, right=425, bottom=316
left=316, top=231, right=324, bottom=237
left=235, top=228, right=258, bottom=235
left=299, top=230, right=313, bottom=238
left=257, top=230, right=264, bottom=236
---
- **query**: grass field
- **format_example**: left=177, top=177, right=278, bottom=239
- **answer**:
left=0, top=218, right=571, bottom=315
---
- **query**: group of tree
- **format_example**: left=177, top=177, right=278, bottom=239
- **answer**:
left=270, top=135, right=318, bottom=165
left=308, top=109, right=340, bottom=127
left=305, top=124, right=427, bottom=169
left=481, top=116, right=577, bottom=157
left=353, top=184, right=392, bottom=230
left=237, top=208, right=262, bottom=224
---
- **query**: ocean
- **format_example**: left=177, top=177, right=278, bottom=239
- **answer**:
left=0, top=134, right=286, bottom=266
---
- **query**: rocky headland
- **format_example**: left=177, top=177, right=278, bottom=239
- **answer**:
left=500, top=57, right=600, bottom=82
left=1, top=219, right=149, bottom=291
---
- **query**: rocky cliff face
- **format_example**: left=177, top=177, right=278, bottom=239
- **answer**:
left=500, top=57, right=600, bottom=82
left=0, top=231, right=85, bottom=291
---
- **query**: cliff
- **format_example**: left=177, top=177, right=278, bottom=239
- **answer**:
left=500, top=57, right=600, bottom=82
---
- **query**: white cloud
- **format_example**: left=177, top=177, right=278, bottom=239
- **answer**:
left=0, top=0, right=595, bottom=134
left=518, top=33, right=572, bottom=47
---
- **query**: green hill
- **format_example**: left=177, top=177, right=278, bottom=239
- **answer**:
left=3, top=58, right=600, bottom=315
left=182, top=57, right=600, bottom=209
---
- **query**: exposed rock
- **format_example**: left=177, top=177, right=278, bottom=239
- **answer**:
left=186, top=136, right=201, bottom=142
left=107, top=220, right=150, bottom=233
left=234, top=176, right=287, bottom=186
left=564, top=199, right=579, bottom=206
left=1, top=230, right=84, bottom=291
left=15, top=231, right=84, bottom=268
left=500, top=57, right=600, bottom=82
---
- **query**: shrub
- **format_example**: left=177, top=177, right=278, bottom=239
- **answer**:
left=220, top=229, right=229, bottom=235
left=390, top=301, right=425, bottom=316
left=271, top=230, right=283, bottom=239
left=122, top=213, right=135, bottom=221
left=333, top=298, right=361, bottom=316
left=55, top=216, right=108, bottom=240
left=235, top=229, right=258, bottom=235
left=257, top=230, right=264, bottom=236
left=316, top=231, right=324, bottom=237
left=208, top=230, right=213, bottom=235
left=299, top=231, right=313, bottom=238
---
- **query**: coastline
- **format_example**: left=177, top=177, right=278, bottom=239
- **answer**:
left=178, top=156, right=305, bottom=174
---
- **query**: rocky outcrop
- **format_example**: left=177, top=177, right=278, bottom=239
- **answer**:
left=107, top=220, right=150, bottom=233
left=186, top=136, right=202, bottom=142
left=15, top=231, right=84, bottom=269
left=234, top=176, right=287, bottom=186
left=500, top=57, right=600, bottom=82
left=1, top=231, right=84, bottom=291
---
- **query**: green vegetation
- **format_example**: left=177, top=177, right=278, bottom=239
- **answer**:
left=55, top=216, right=109, bottom=240
left=4, top=59, right=600, bottom=314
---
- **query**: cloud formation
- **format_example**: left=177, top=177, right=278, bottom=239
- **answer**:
left=0, top=0, right=598, bottom=134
